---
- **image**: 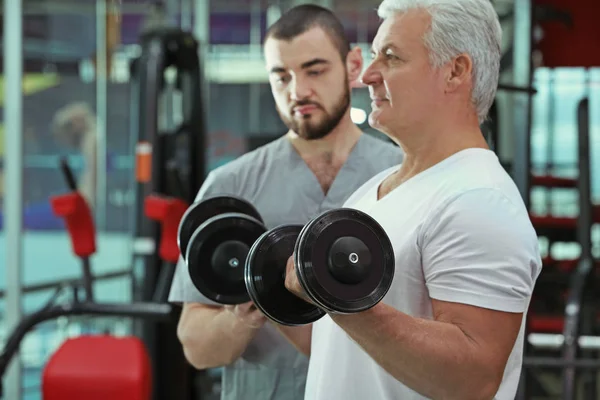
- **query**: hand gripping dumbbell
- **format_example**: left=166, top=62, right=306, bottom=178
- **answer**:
left=244, top=208, right=395, bottom=325
left=178, top=195, right=267, bottom=304
left=178, top=196, right=395, bottom=325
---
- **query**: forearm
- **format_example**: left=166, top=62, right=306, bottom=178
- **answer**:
left=272, top=323, right=312, bottom=356
left=79, top=173, right=96, bottom=207
left=331, top=303, right=500, bottom=400
left=178, top=306, right=262, bottom=369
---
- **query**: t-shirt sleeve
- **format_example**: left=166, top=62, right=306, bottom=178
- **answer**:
left=421, top=188, right=542, bottom=313
left=168, top=169, right=238, bottom=305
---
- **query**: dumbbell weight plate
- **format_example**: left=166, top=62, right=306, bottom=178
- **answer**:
left=178, top=195, right=263, bottom=260
left=294, top=208, right=395, bottom=313
left=245, top=225, right=325, bottom=326
left=186, top=212, right=267, bottom=304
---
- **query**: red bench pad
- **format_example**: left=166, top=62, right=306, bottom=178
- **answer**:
left=42, top=335, right=152, bottom=400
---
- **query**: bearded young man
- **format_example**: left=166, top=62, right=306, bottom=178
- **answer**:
left=168, top=5, right=402, bottom=400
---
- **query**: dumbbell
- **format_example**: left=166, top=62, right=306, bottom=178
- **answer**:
left=179, top=198, right=395, bottom=324
left=244, top=208, right=395, bottom=326
left=178, top=195, right=267, bottom=304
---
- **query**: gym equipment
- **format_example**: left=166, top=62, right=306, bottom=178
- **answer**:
left=178, top=196, right=265, bottom=304
left=245, top=224, right=324, bottom=325
left=186, top=213, right=266, bottom=304
left=0, top=302, right=170, bottom=400
left=178, top=195, right=264, bottom=259
left=244, top=208, right=395, bottom=325
left=497, top=84, right=538, bottom=94
left=295, top=208, right=394, bottom=312
left=144, top=194, right=189, bottom=302
left=42, top=336, right=151, bottom=400
left=180, top=197, right=395, bottom=325
left=130, top=26, right=206, bottom=400
left=520, top=97, right=598, bottom=400
left=0, top=160, right=175, bottom=399
left=52, top=157, right=96, bottom=301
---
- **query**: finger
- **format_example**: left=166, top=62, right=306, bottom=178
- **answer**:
left=238, top=301, right=255, bottom=312
left=284, top=256, right=295, bottom=290
left=223, top=304, right=235, bottom=312
left=249, top=307, right=266, bottom=319
left=244, top=309, right=267, bottom=327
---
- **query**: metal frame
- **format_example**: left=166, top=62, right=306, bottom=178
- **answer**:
left=0, top=270, right=131, bottom=300
left=560, top=96, right=595, bottom=400
left=130, top=27, right=206, bottom=400
left=511, top=0, right=534, bottom=209
left=520, top=96, right=596, bottom=400
left=512, top=1, right=534, bottom=395
left=95, top=0, right=108, bottom=230
left=3, top=0, right=24, bottom=398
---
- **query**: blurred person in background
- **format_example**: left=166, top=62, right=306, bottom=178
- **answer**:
left=52, top=102, right=97, bottom=207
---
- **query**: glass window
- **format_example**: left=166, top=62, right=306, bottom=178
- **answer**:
left=530, top=67, right=600, bottom=259
left=0, top=3, right=137, bottom=396
left=530, top=67, right=599, bottom=216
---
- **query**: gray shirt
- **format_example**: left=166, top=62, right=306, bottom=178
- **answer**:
left=169, top=133, right=402, bottom=400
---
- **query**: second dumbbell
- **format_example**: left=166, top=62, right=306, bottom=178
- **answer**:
left=178, top=195, right=266, bottom=304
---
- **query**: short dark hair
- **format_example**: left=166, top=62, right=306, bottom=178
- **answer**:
left=264, top=4, right=350, bottom=61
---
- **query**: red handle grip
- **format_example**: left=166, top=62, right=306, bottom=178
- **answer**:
left=144, top=195, right=189, bottom=263
left=50, top=192, right=96, bottom=258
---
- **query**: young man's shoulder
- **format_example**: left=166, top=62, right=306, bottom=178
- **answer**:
left=361, top=132, right=402, bottom=153
left=210, top=135, right=287, bottom=178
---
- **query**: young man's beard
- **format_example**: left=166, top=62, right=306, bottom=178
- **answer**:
left=279, top=84, right=350, bottom=141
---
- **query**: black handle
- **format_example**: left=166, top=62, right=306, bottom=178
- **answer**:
left=60, top=157, right=78, bottom=191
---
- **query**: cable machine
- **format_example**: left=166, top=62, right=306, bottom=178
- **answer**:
left=129, top=26, right=207, bottom=400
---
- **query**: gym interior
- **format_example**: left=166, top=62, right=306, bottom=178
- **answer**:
left=0, top=0, right=598, bottom=399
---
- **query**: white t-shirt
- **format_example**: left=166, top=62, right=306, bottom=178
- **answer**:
left=305, top=148, right=542, bottom=400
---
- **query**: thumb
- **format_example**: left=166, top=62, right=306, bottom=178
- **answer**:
left=224, top=304, right=235, bottom=313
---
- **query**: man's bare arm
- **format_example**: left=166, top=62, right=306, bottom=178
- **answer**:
left=79, top=131, right=97, bottom=207
left=272, top=324, right=312, bottom=356
left=330, top=300, right=522, bottom=400
left=176, top=302, right=265, bottom=369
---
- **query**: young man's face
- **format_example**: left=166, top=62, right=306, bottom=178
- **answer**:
left=264, top=27, right=350, bottom=140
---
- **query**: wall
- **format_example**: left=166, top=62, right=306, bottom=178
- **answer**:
left=535, top=0, right=600, bottom=67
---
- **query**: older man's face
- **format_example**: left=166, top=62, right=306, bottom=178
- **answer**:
left=361, top=10, right=446, bottom=136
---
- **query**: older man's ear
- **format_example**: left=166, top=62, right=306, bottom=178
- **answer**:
left=347, top=46, right=367, bottom=89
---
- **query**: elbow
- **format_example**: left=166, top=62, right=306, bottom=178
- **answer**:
left=177, top=321, right=205, bottom=369
left=457, top=368, right=502, bottom=400
left=176, top=318, right=233, bottom=370
left=179, top=338, right=210, bottom=370
left=435, top=365, right=501, bottom=400
left=181, top=344, right=226, bottom=370
left=181, top=344, right=206, bottom=370
left=476, top=372, right=503, bottom=400
left=464, top=381, right=500, bottom=400
left=177, top=318, right=222, bottom=370
left=442, top=383, right=498, bottom=400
